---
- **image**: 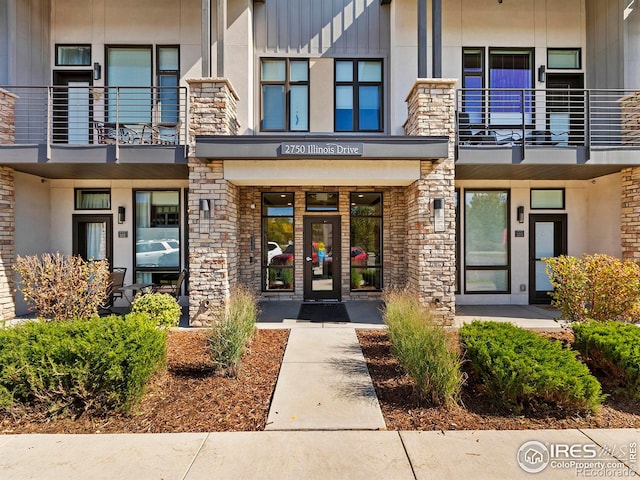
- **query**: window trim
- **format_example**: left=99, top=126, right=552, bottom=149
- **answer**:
left=261, top=192, right=295, bottom=292
left=55, top=44, right=92, bottom=67
left=547, top=48, right=582, bottom=70
left=74, top=188, right=111, bottom=210
left=349, top=191, right=383, bottom=292
left=260, top=58, right=310, bottom=132
left=530, top=188, right=566, bottom=210
left=334, top=59, right=384, bottom=133
left=463, top=188, right=511, bottom=295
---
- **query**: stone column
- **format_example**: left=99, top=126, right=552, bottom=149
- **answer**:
left=404, top=79, right=456, bottom=322
left=186, top=79, right=240, bottom=326
left=0, top=89, right=16, bottom=320
left=621, top=167, right=640, bottom=261
left=620, top=93, right=640, bottom=146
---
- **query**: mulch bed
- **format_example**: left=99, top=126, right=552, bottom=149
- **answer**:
left=0, top=329, right=289, bottom=434
left=356, top=329, right=640, bottom=431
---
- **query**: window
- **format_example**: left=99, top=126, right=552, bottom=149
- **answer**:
left=56, top=45, right=91, bottom=66
left=464, top=190, right=509, bottom=293
left=260, top=59, right=309, bottom=131
left=75, top=189, right=111, bottom=210
left=134, top=190, right=180, bottom=282
left=462, top=48, right=485, bottom=125
left=157, top=46, right=179, bottom=124
left=547, top=49, right=581, bottom=69
left=531, top=189, right=565, bottom=209
left=489, top=49, right=534, bottom=126
left=455, top=189, right=460, bottom=294
left=335, top=60, right=383, bottom=132
left=350, top=192, right=382, bottom=291
left=263, top=193, right=295, bottom=291
left=106, top=46, right=152, bottom=123
left=306, top=192, right=338, bottom=211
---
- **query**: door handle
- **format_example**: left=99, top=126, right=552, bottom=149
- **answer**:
left=306, top=257, right=312, bottom=262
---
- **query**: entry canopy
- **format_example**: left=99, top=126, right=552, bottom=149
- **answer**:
left=195, top=135, right=449, bottom=160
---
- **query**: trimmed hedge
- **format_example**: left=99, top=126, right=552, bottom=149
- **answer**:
left=573, top=321, right=640, bottom=399
left=131, top=292, right=182, bottom=329
left=0, top=314, right=167, bottom=416
left=459, top=321, right=603, bottom=414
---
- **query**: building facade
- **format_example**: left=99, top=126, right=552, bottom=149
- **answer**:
left=1, top=0, right=639, bottom=325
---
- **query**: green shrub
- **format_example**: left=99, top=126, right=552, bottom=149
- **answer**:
left=545, top=254, right=640, bottom=322
left=573, top=321, right=640, bottom=399
left=130, top=292, right=182, bottom=329
left=14, top=253, right=110, bottom=321
left=207, top=285, right=258, bottom=377
left=460, top=321, right=603, bottom=414
left=0, top=314, right=166, bottom=416
left=382, top=289, right=464, bottom=406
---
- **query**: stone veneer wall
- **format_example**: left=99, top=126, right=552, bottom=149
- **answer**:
left=620, top=92, right=640, bottom=145
left=237, top=186, right=406, bottom=301
left=187, top=79, right=240, bottom=326
left=0, top=89, right=16, bottom=320
left=403, top=79, right=457, bottom=321
left=621, top=167, right=640, bottom=261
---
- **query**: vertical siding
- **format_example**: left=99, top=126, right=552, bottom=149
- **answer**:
left=12, top=0, right=50, bottom=85
left=585, top=0, right=623, bottom=89
left=0, top=1, right=8, bottom=84
left=255, top=0, right=390, bottom=56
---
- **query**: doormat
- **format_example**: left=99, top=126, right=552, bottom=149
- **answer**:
left=297, top=303, right=351, bottom=323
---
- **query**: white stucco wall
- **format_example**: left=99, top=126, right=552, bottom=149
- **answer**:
left=455, top=173, right=620, bottom=305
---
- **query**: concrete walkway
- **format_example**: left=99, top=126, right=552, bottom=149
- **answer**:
left=266, top=328, right=386, bottom=430
left=1, top=429, right=638, bottom=479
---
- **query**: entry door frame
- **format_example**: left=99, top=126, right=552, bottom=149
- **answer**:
left=53, top=70, right=94, bottom=144
left=528, top=213, right=567, bottom=304
left=72, top=214, right=114, bottom=268
left=303, top=215, right=342, bottom=301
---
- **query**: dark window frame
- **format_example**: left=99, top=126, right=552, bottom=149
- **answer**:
left=156, top=45, right=180, bottom=124
left=74, top=188, right=111, bottom=210
left=530, top=188, right=566, bottom=210
left=260, top=58, right=310, bottom=132
left=455, top=188, right=460, bottom=294
left=547, top=48, right=582, bottom=70
left=461, top=47, right=486, bottom=127
left=349, top=192, right=383, bottom=292
left=334, top=59, right=384, bottom=133
left=55, top=44, right=92, bottom=66
left=305, top=192, right=339, bottom=212
left=463, top=188, right=511, bottom=295
left=261, top=192, right=295, bottom=292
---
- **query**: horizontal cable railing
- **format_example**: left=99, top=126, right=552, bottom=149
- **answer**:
left=456, top=88, right=640, bottom=150
left=2, top=85, right=188, bottom=147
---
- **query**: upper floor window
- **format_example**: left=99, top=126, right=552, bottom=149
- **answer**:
left=157, top=46, right=179, bottom=124
left=56, top=45, right=92, bottom=66
left=335, top=60, right=382, bottom=132
left=462, top=48, right=485, bottom=125
left=260, top=59, right=309, bottom=132
left=489, top=48, right=534, bottom=126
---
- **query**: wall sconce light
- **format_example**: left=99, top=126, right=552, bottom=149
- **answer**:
left=117, top=206, right=125, bottom=224
left=93, top=62, right=102, bottom=81
left=433, top=198, right=445, bottom=232
left=538, top=65, right=546, bottom=83
left=517, top=205, right=525, bottom=223
left=199, top=199, right=211, bottom=219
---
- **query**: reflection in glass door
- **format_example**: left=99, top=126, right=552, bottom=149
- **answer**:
left=529, top=214, right=567, bottom=304
left=72, top=214, right=113, bottom=266
left=303, top=216, right=341, bottom=301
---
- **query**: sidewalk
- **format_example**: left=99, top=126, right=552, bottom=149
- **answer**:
left=1, top=429, right=638, bottom=479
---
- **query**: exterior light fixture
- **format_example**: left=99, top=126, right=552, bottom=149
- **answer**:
left=433, top=198, right=445, bottom=232
left=200, top=199, right=211, bottom=219
left=93, top=62, right=102, bottom=80
left=118, top=206, right=126, bottom=224
left=517, top=205, right=525, bottom=223
left=538, top=65, right=546, bottom=83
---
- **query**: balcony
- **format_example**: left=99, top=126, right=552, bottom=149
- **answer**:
left=0, top=85, right=188, bottom=179
left=456, top=88, right=640, bottom=179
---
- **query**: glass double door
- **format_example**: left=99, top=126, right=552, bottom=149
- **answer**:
left=303, top=216, right=341, bottom=301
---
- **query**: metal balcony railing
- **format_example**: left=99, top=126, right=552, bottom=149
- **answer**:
left=2, top=85, right=188, bottom=154
left=456, top=88, right=640, bottom=156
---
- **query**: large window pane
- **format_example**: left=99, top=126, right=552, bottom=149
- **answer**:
left=465, top=269, right=509, bottom=292
left=489, top=49, right=533, bottom=125
left=359, top=85, right=380, bottom=130
left=350, top=192, right=382, bottom=291
left=107, top=47, right=152, bottom=123
left=262, top=85, right=285, bottom=130
left=290, top=85, right=308, bottom=131
left=263, top=193, right=294, bottom=291
left=135, top=190, right=180, bottom=270
left=465, top=191, right=508, bottom=267
left=336, top=86, right=353, bottom=131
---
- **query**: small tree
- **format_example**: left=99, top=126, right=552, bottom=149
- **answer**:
left=545, top=253, right=640, bottom=322
left=15, top=253, right=110, bottom=321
